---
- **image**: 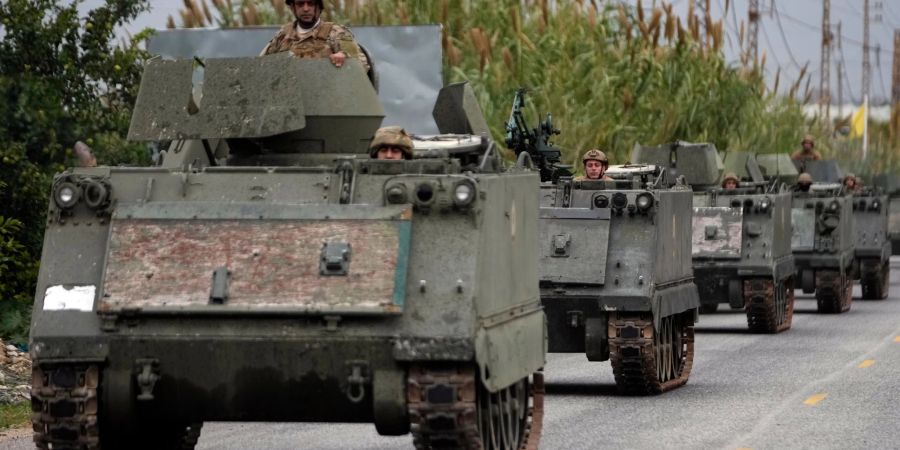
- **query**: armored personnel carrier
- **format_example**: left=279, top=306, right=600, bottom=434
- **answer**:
left=789, top=160, right=856, bottom=313
left=633, top=144, right=795, bottom=333
left=536, top=163, right=700, bottom=394
left=29, top=56, right=546, bottom=449
left=849, top=184, right=891, bottom=299
left=872, top=174, right=900, bottom=254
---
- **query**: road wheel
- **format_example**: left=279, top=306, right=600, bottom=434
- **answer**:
left=745, top=277, right=794, bottom=333
left=861, top=262, right=890, bottom=300
left=608, top=312, right=695, bottom=395
left=408, top=365, right=543, bottom=450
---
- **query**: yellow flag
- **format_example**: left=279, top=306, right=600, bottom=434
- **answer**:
left=850, top=104, right=866, bottom=138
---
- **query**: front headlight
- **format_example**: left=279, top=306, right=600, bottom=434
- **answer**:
left=758, top=197, right=771, bottom=213
left=453, top=180, right=476, bottom=207
left=828, top=200, right=840, bottom=212
left=53, top=182, right=80, bottom=209
left=385, top=184, right=408, bottom=204
left=870, top=200, right=881, bottom=211
left=635, top=192, right=653, bottom=211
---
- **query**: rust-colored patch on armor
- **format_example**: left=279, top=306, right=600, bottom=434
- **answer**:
left=101, top=219, right=405, bottom=313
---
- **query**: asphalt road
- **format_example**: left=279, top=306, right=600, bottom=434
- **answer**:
left=4, top=259, right=900, bottom=450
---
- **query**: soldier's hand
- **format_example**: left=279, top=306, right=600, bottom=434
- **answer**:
left=330, top=51, right=346, bottom=68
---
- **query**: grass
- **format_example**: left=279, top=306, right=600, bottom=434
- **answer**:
left=0, top=402, right=30, bottom=430
left=173, top=0, right=897, bottom=175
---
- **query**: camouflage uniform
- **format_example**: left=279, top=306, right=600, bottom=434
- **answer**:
left=791, top=134, right=822, bottom=162
left=261, top=20, right=370, bottom=72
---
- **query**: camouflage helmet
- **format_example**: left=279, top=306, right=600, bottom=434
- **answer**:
left=798, top=172, right=813, bottom=184
left=286, top=0, right=324, bottom=6
left=582, top=149, right=609, bottom=165
left=722, top=172, right=739, bottom=186
left=369, top=126, right=413, bottom=159
left=801, top=134, right=815, bottom=145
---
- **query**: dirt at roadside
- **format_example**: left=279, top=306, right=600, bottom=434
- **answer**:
left=0, top=339, right=30, bottom=406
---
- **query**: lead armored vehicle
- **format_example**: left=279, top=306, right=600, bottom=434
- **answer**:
left=848, top=184, right=891, bottom=299
left=634, top=144, right=795, bottom=333
left=789, top=160, right=856, bottom=313
left=29, top=56, right=545, bottom=449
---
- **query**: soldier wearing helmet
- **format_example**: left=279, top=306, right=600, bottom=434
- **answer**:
left=721, top=172, right=739, bottom=189
left=369, top=126, right=413, bottom=160
left=791, top=134, right=822, bottom=162
left=261, top=0, right=370, bottom=71
left=574, top=149, right=613, bottom=181
left=796, top=172, right=813, bottom=192
left=843, top=173, right=859, bottom=192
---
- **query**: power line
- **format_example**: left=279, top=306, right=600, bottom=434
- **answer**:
left=777, top=9, right=890, bottom=56
left=771, top=2, right=805, bottom=70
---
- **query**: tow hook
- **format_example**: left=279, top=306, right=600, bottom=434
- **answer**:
left=135, top=359, right=160, bottom=401
left=346, top=361, right=369, bottom=403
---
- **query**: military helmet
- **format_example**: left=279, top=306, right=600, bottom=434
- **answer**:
left=798, top=172, right=813, bottom=184
left=582, top=149, right=609, bottom=165
left=369, top=126, right=413, bottom=159
left=801, top=133, right=815, bottom=145
left=286, top=0, right=324, bottom=7
left=722, top=172, right=739, bottom=186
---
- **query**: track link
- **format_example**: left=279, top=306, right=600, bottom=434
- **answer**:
left=608, top=312, right=695, bottom=395
left=815, top=270, right=853, bottom=313
left=744, top=277, right=794, bottom=333
left=407, top=365, right=543, bottom=450
left=31, top=364, right=101, bottom=450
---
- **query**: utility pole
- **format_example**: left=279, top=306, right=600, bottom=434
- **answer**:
left=748, top=0, right=760, bottom=63
left=863, top=0, right=871, bottom=101
left=837, top=22, right=844, bottom=118
left=820, top=0, right=831, bottom=120
left=891, top=30, right=900, bottom=141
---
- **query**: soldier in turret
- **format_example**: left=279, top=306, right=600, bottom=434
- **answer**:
left=790, top=134, right=822, bottom=162
left=261, top=0, right=369, bottom=71
left=721, top=172, right=739, bottom=189
left=369, top=126, right=413, bottom=160
left=574, top=149, right=613, bottom=181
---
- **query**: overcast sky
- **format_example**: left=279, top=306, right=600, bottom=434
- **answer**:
left=77, top=0, right=900, bottom=105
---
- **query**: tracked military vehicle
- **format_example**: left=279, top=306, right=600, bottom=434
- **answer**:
left=789, top=160, right=856, bottom=313
left=503, top=95, right=699, bottom=394
left=29, top=55, right=546, bottom=449
left=633, top=144, right=795, bottom=333
left=872, top=174, right=900, bottom=254
left=849, top=184, right=891, bottom=299
left=536, top=164, right=699, bottom=394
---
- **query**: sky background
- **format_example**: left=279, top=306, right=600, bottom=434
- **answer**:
left=77, top=0, right=900, bottom=108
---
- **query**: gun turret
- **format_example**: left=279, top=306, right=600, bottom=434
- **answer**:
left=504, top=88, right=571, bottom=182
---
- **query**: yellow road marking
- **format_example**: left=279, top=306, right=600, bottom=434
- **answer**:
left=858, top=359, right=875, bottom=368
left=803, top=394, right=828, bottom=406
left=894, top=336, right=900, bottom=343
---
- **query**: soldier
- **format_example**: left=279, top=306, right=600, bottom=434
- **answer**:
left=843, top=173, right=859, bottom=192
left=790, top=134, right=823, bottom=162
left=369, top=126, right=413, bottom=160
left=261, top=0, right=369, bottom=71
left=574, top=149, right=613, bottom=181
left=796, top=172, right=813, bottom=192
left=721, top=172, right=739, bottom=189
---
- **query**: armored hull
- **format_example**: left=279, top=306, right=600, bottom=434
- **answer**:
left=791, top=187, right=856, bottom=313
left=691, top=187, right=795, bottom=332
left=538, top=166, right=700, bottom=395
left=849, top=189, right=891, bottom=299
left=29, top=56, right=546, bottom=449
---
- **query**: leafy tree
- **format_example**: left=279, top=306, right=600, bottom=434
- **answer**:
left=0, top=0, right=152, bottom=342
